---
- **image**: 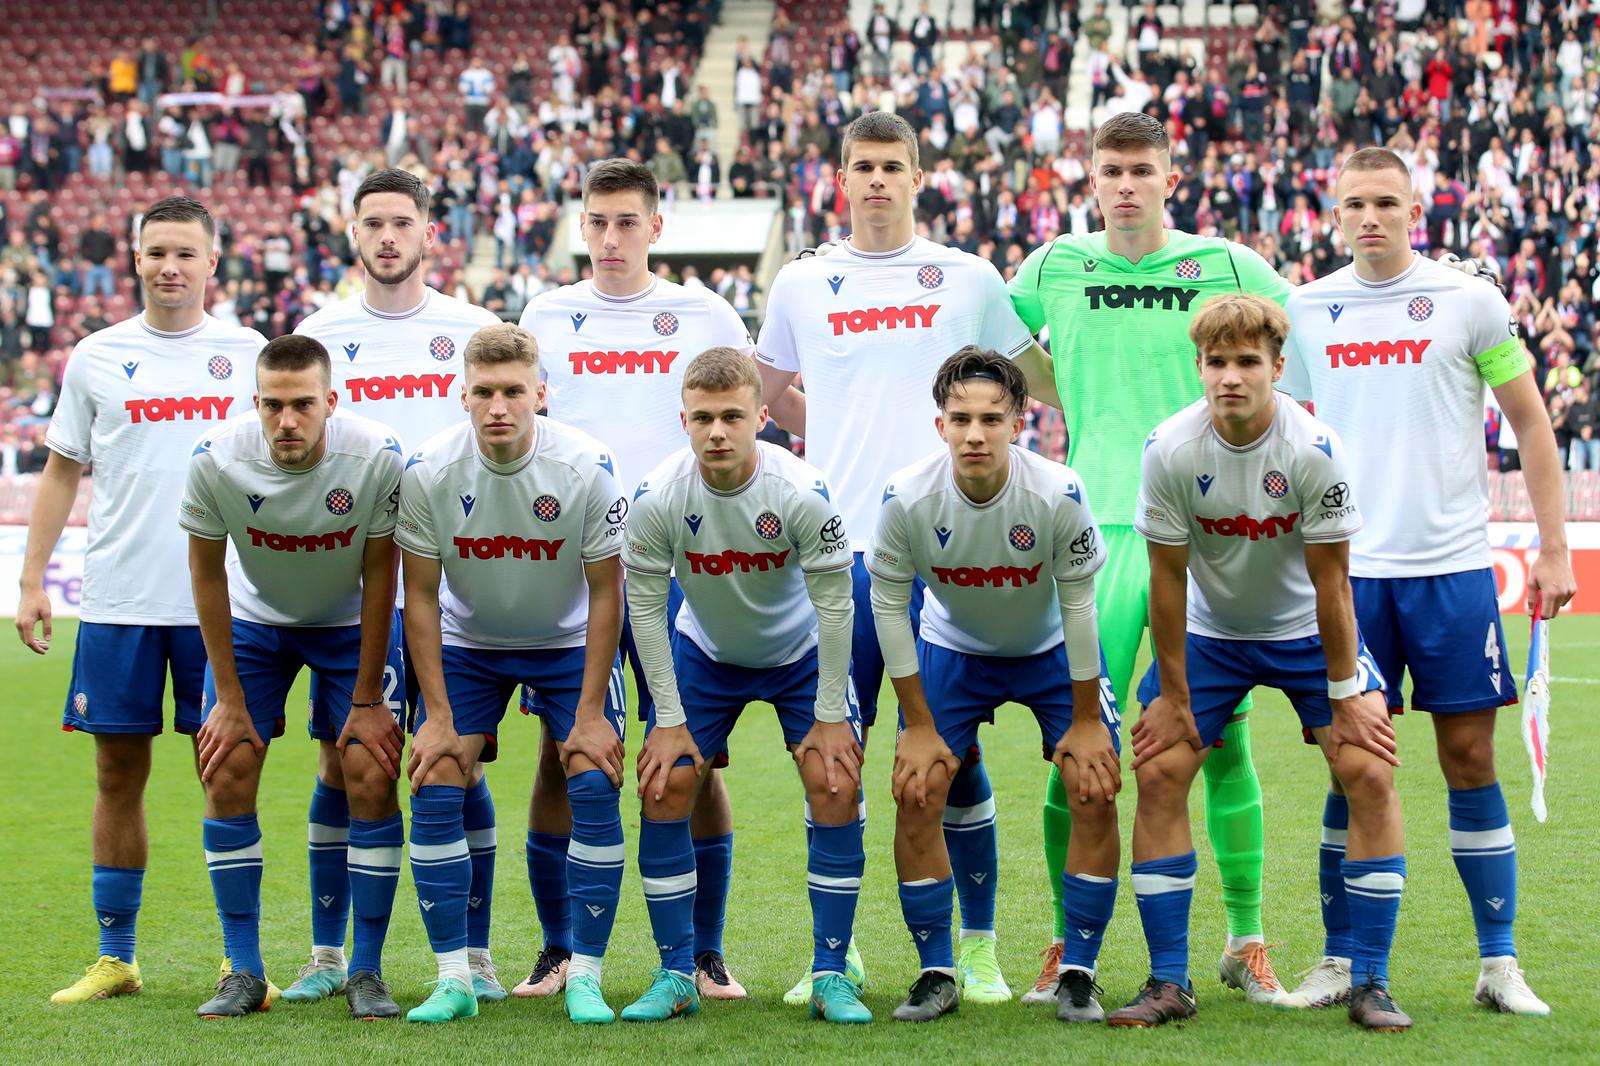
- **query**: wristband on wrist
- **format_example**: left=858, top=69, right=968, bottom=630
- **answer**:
left=351, top=699, right=386, bottom=708
left=1327, top=675, right=1361, bottom=700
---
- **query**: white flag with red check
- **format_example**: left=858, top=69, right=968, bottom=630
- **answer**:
left=1519, top=614, right=1551, bottom=823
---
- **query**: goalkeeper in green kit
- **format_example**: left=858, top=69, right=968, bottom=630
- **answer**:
left=1008, top=113, right=1292, bottom=1006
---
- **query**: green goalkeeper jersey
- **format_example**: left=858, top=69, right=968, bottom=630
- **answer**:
left=1009, top=230, right=1291, bottom=525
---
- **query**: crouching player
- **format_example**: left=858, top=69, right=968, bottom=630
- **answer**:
left=397, top=323, right=629, bottom=1025
left=1114, top=295, right=1410, bottom=1031
left=869, top=347, right=1121, bottom=1024
left=620, top=348, right=870, bottom=1024
left=181, top=335, right=406, bottom=1017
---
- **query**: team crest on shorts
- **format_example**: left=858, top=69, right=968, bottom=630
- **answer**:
left=1175, top=258, right=1202, bottom=281
left=73, top=692, right=88, bottom=718
left=1407, top=296, right=1434, bottom=322
left=917, top=265, right=944, bottom=289
left=207, top=355, right=233, bottom=380
left=429, top=336, right=456, bottom=361
left=1008, top=524, right=1036, bottom=551
left=325, top=487, right=355, bottom=515
left=533, top=495, right=562, bottom=522
left=1262, top=470, right=1289, bottom=498
left=652, top=312, right=679, bottom=336
left=754, top=511, right=783, bottom=539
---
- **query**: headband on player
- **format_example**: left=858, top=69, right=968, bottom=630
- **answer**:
left=954, top=368, right=1008, bottom=387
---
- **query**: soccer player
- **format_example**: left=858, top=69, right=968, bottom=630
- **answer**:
left=1279, top=147, right=1575, bottom=1015
left=397, top=323, right=629, bottom=1025
left=519, top=158, right=756, bottom=1000
left=1008, top=111, right=1292, bottom=1004
left=289, top=168, right=505, bottom=1009
left=758, top=111, right=1052, bottom=1005
left=620, top=347, right=870, bottom=1024
left=17, top=196, right=266, bottom=1005
left=869, top=348, right=1120, bottom=1024
left=1116, top=294, right=1411, bottom=1031
left=181, top=335, right=404, bottom=1018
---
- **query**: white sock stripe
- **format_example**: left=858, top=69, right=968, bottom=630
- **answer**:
left=1131, top=872, right=1195, bottom=896
left=807, top=873, right=863, bottom=890
left=308, top=823, right=349, bottom=844
left=942, top=797, right=997, bottom=826
left=408, top=840, right=469, bottom=863
left=205, top=858, right=263, bottom=872
left=1320, top=827, right=1348, bottom=847
left=204, top=842, right=264, bottom=865
left=567, top=840, right=626, bottom=866
left=1345, top=871, right=1406, bottom=892
left=642, top=870, right=698, bottom=898
left=901, top=877, right=942, bottom=888
left=1450, top=826, right=1516, bottom=851
left=348, top=845, right=404, bottom=869
left=1071, top=872, right=1115, bottom=884
left=465, top=828, right=498, bottom=850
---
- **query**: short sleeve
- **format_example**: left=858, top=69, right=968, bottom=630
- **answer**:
left=1231, top=243, right=1293, bottom=305
left=786, top=475, right=853, bottom=574
left=705, top=289, right=756, bottom=347
left=866, top=488, right=916, bottom=583
left=753, top=267, right=800, bottom=373
left=582, top=450, right=626, bottom=563
left=976, top=259, right=1037, bottom=359
left=1134, top=436, right=1190, bottom=545
left=395, top=457, right=439, bottom=558
left=1465, top=286, right=1529, bottom=388
left=1007, top=241, right=1053, bottom=336
left=179, top=444, right=228, bottom=540
left=620, top=485, right=674, bottom=576
left=44, top=344, right=96, bottom=463
left=1294, top=427, right=1363, bottom=544
left=367, top=441, right=404, bottom=536
left=1050, top=474, right=1106, bottom=583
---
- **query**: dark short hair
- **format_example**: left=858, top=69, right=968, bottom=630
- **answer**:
left=140, top=196, right=215, bottom=240
left=353, top=167, right=432, bottom=217
left=841, top=111, right=919, bottom=170
left=932, top=345, right=1028, bottom=417
left=1093, top=111, right=1169, bottom=155
left=257, top=334, right=331, bottom=384
left=583, top=158, right=660, bottom=216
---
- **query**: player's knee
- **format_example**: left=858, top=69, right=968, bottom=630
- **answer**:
left=1435, top=717, right=1497, bottom=785
left=644, top=765, right=699, bottom=821
left=340, top=746, right=397, bottom=806
left=1133, top=750, right=1194, bottom=808
left=1332, top=749, right=1394, bottom=800
left=802, top=775, right=859, bottom=825
left=204, top=748, right=262, bottom=814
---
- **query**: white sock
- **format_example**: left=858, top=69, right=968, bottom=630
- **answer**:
left=569, top=952, right=603, bottom=983
left=1058, top=963, right=1095, bottom=977
left=312, top=945, right=347, bottom=968
left=959, top=928, right=996, bottom=941
left=1052, top=936, right=1065, bottom=947
left=437, top=947, right=470, bottom=986
left=922, top=966, right=957, bottom=979
left=1227, top=934, right=1265, bottom=953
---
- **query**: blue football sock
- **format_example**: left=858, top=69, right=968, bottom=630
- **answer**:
left=1343, top=855, right=1406, bottom=988
left=346, top=814, right=402, bottom=976
left=92, top=865, right=143, bottom=963
left=1449, top=783, right=1517, bottom=958
left=691, top=832, right=733, bottom=957
left=203, top=815, right=264, bottom=978
left=566, top=770, right=624, bottom=959
left=1320, top=792, right=1355, bottom=959
left=640, top=817, right=697, bottom=973
left=526, top=830, right=573, bottom=953
left=307, top=778, right=350, bottom=951
left=898, top=877, right=955, bottom=971
left=944, top=755, right=997, bottom=936
left=1060, top=872, right=1117, bottom=972
left=462, top=776, right=497, bottom=951
left=808, top=820, right=864, bottom=974
left=409, top=785, right=470, bottom=955
left=1131, top=851, right=1197, bottom=987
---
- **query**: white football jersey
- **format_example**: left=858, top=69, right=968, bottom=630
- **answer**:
left=520, top=278, right=754, bottom=494
left=179, top=410, right=403, bottom=627
left=757, top=237, right=1036, bottom=550
left=623, top=442, right=852, bottom=668
left=869, top=445, right=1105, bottom=658
left=45, top=314, right=265, bottom=624
left=395, top=418, right=626, bottom=650
left=1136, top=398, right=1362, bottom=641
left=1281, top=254, right=1527, bottom=578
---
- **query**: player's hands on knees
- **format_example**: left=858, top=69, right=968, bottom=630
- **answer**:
left=1055, top=720, right=1122, bottom=803
left=1130, top=694, right=1202, bottom=770
left=891, top=723, right=958, bottom=810
left=407, top=715, right=468, bottom=793
left=196, top=697, right=266, bottom=783
left=337, top=704, right=405, bottom=780
left=561, top=708, right=626, bottom=788
left=794, top=719, right=863, bottom=795
left=1528, top=549, right=1577, bottom=618
left=637, top=723, right=704, bottom=802
left=15, top=587, right=52, bottom=654
left=1330, top=691, right=1399, bottom=767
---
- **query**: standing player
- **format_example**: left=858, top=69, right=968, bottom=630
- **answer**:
left=288, top=168, right=505, bottom=1009
left=1280, top=148, right=1574, bottom=1015
left=17, top=197, right=265, bottom=1004
left=1118, top=294, right=1410, bottom=1031
left=519, top=159, right=756, bottom=1001
left=397, top=323, right=629, bottom=1025
left=621, top=348, right=869, bottom=1024
left=869, top=349, right=1120, bottom=1024
left=181, top=335, right=404, bottom=1018
left=758, top=112, right=1054, bottom=1005
left=1008, top=112, right=1292, bottom=1004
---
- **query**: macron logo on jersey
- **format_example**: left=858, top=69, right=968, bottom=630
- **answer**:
left=827, top=305, right=940, bottom=336
left=124, top=396, right=234, bottom=423
left=684, top=514, right=704, bottom=536
left=247, top=525, right=359, bottom=552
left=1085, top=285, right=1200, bottom=312
left=930, top=562, right=1043, bottom=588
left=342, top=342, right=360, bottom=361
left=346, top=373, right=456, bottom=401
left=460, top=494, right=476, bottom=517
left=935, top=526, right=952, bottom=548
left=1326, top=339, right=1430, bottom=368
left=246, top=493, right=265, bottom=513
left=571, top=312, right=587, bottom=332
left=121, top=361, right=140, bottom=379
left=827, top=275, right=845, bottom=294
left=568, top=350, right=679, bottom=375
left=1195, top=513, right=1301, bottom=540
left=453, top=535, right=565, bottom=560
left=1196, top=474, right=1215, bottom=496
left=683, top=548, right=791, bottom=575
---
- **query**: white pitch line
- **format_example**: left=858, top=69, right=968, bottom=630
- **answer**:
left=1550, top=676, right=1600, bottom=685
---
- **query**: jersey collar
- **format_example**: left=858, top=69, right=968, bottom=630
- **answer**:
left=474, top=421, right=538, bottom=475
left=1349, top=252, right=1422, bottom=290
left=701, top=446, right=763, bottom=498
left=589, top=277, right=659, bottom=304
left=361, top=288, right=432, bottom=320
left=841, top=235, right=917, bottom=261
left=138, top=314, right=208, bottom=339
left=944, top=448, right=1017, bottom=510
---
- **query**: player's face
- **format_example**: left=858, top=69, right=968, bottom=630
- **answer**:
left=1198, top=344, right=1282, bottom=433
left=352, top=191, right=435, bottom=287
left=838, top=140, right=921, bottom=228
left=582, top=189, right=662, bottom=289
left=1090, top=147, right=1180, bottom=235
left=682, top=384, right=768, bottom=482
left=463, top=360, right=545, bottom=456
left=135, top=221, right=218, bottom=313
left=1334, top=167, right=1422, bottom=274
left=256, top=365, right=336, bottom=470
left=936, top=381, right=1024, bottom=482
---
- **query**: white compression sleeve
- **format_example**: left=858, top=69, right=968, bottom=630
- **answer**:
left=803, top=566, right=855, bottom=723
left=623, top=568, right=685, bottom=727
left=869, top=576, right=920, bottom=679
left=1058, top=577, right=1103, bottom=681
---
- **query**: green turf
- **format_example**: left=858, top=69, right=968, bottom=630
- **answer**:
left=2, top=616, right=1596, bottom=1063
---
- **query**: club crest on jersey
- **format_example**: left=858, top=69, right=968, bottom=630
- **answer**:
left=429, top=336, right=456, bottom=361
left=247, top=493, right=265, bottom=514
left=652, top=312, right=679, bottom=337
left=684, top=513, right=704, bottom=535
left=1328, top=304, right=1345, bottom=323
left=1008, top=524, right=1036, bottom=551
left=1175, top=258, right=1202, bottom=281
left=533, top=495, right=562, bottom=522
left=1262, top=470, right=1289, bottom=499
left=754, top=511, right=783, bottom=540
left=1407, top=296, right=1434, bottom=322
left=342, top=342, right=360, bottom=362
left=208, top=355, right=233, bottom=380
left=917, top=265, right=944, bottom=289
left=325, top=488, right=355, bottom=516
left=460, top=494, right=476, bottom=517
left=827, top=275, right=845, bottom=294
left=935, top=526, right=952, bottom=548
left=1196, top=474, right=1214, bottom=495
left=121, top=360, right=140, bottom=379
left=571, top=312, right=587, bottom=332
